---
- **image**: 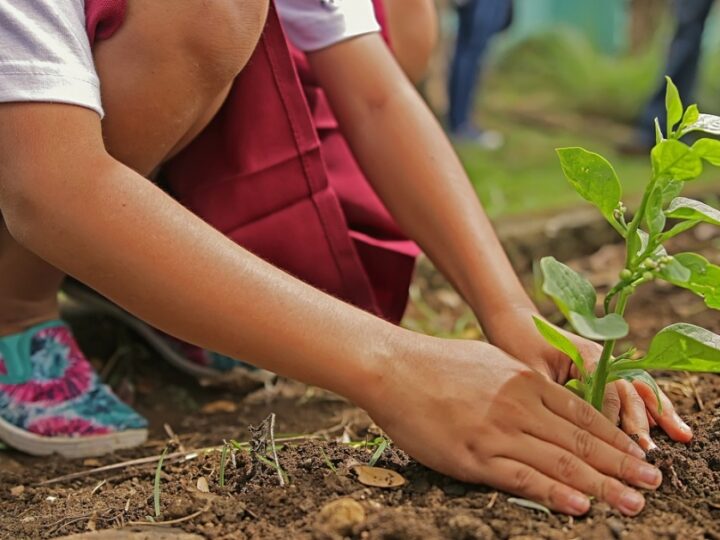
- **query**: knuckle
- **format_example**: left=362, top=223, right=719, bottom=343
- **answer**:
left=556, top=453, right=579, bottom=480
left=574, top=400, right=597, bottom=429
left=603, top=390, right=621, bottom=411
left=598, top=477, right=625, bottom=504
left=513, top=466, right=534, bottom=493
left=546, top=481, right=564, bottom=507
left=616, top=453, right=633, bottom=479
left=573, top=429, right=596, bottom=460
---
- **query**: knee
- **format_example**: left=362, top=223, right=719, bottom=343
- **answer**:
left=180, top=0, right=269, bottom=84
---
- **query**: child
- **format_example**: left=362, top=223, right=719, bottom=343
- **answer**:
left=0, top=0, right=689, bottom=516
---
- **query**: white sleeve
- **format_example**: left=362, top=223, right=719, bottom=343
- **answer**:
left=0, top=0, right=103, bottom=117
left=275, top=0, right=380, bottom=52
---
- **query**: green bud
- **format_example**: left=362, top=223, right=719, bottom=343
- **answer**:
left=642, top=271, right=654, bottom=281
left=643, top=258, right=658, bottom=269
left=620, top=269, right=632, bottom=280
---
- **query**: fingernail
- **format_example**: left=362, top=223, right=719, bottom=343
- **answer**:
left=567, top=493, right=590, bottom=514
left=673, top=413, right=692, bottom=434
left=637, top=464, right=662, bottom=488
left=619, top=490, right=645, bottom=515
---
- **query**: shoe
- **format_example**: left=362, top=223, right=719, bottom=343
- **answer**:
left=0, top=319, right=148, bottom=457
left=450, top=124, right=504, bottom=150
left=61, top=280, right=275, bottom=384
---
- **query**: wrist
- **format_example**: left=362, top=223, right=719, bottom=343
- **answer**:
left=479, top=303, right=539, bottom=346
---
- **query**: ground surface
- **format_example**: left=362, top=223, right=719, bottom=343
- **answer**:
left=1, top=229, right=719, bottom=540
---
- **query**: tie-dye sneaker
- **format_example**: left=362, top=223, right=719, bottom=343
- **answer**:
left=0, top=320, right=148, bottom=457
left=61, top=280, right=275, bottom=384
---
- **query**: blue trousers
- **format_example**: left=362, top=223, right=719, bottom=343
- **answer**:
left=447, top=0, right=513, bottom=132
left=639, top=0, right=714, bottom=143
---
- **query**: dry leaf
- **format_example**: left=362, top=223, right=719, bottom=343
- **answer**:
left=83, top=459, right=102, bottom=467
left=196, top=477, right=210, bottom=493
left=352, top=465, right=406, bottom=488
left=200, top=400, right=237, bottom=414
left=10, top=485, right=24, bottom=497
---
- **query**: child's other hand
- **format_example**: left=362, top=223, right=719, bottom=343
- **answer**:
left=360, top=335, right=659, bottom=516
left=486, top=307, right=692, bottom=451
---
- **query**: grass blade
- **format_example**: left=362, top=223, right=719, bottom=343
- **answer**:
left=154, top=447, right=169, bottom=518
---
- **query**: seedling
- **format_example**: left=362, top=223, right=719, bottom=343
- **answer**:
left=535, top=77, right=720, bottom=412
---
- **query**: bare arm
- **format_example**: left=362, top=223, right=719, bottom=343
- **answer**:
left=307, top=34, right=534, bottom=343
left=0, top=103, right=390, bottom=402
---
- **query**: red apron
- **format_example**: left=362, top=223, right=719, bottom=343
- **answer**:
left=85, top=0, right=418, bottom=324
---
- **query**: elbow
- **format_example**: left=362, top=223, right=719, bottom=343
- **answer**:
left=0, top=152, right=111, bottom=248
left=0, top=173, right=46, bottom=247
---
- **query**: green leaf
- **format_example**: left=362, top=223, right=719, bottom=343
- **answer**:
left=665, top=76, right=683, bottom=135
left=680, top=104, right=700, bottom=129
left=683, top=113, right=720, bottom=136
left=540, top=257, right=596, bottom=316
left=609, top=369, right=663, bottom=413
left=614, top=323, right=720, bottom=373
left=564, top=379, right=586, bottom=398
left=645, top=185, right=666, bottom=235
left=656, top=256, right=692, bottom=283
left=692, top=138, right=720, bottom=166
left=539, top=257, right=629, bottom=340
left=651, top=140, right=703, bottom=181
left=667, top=253, right=720, bottom=309
left=654, top=118, right=664, bottom=144
left=567, top=312, right=629, bottom=340
left=533, top=315, right=586, bottom=377
left=556, top=147, right=622, bottom=222
left=665, top=197, right=720, bottom=226
left=659, top=179, right=684, bottom=206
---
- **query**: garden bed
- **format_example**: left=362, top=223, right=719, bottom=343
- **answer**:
left=1, top=231, right=719, bottom=540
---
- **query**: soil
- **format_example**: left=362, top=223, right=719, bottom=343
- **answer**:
left=1, top=230, right=719, bottom=540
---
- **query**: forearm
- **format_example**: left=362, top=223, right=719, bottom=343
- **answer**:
left=0, top=105, right=398, bottom=405
left=309, top=36, right=535, bottom=338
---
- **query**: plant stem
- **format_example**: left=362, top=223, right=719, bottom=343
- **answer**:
left=590, top=288, right=631, bottom=410
left=624, top=176, right=658, bottom=269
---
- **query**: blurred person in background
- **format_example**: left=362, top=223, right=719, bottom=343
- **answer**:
left=622, top=0, right=715, bottom=153
left=447, top=0, right=513, bottom=148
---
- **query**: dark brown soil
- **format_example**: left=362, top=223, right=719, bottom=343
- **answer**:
left=1, top=232, right=719, bottom=540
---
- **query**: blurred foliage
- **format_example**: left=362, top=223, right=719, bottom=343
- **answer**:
left=449, top=26, right=720, bottom=219
left=490, top=27, right=663, bottom=124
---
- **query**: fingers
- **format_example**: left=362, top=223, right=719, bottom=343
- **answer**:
left=524, top=408, right=662, bottom=495
left=480, top=457, right=591, bottom=516
left=541, top=383, right=645, bottom=459
left=616, top=380, right=654, bottom=451
left=603, top=384, right=621, bottom=425
left=509, top=435, right=656, bottom=516
left=633, top=381, right=693, bottom=443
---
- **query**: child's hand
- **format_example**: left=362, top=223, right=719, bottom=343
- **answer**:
left=486, top=307, right=693, bottom=451
left=360, top=335, right=659, bottom=516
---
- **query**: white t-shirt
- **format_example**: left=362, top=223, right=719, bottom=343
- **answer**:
left=0, top=0, right=380, bottom=117
left=276, top=0, right=380, bottom=51
left=0, top=0, right=102, bottom=116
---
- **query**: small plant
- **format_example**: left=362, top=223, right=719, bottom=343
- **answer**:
left=535, top=77, right=720, bottom=412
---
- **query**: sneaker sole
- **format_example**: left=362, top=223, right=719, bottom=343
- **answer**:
left=0, top=415, right=147, bottom=458
left=60, top=282, right=226, bottom=380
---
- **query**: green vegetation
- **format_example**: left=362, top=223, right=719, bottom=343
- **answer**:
left=534, top=79, right=720, bottom=411
left=456, top=28, right=720, bottom=219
